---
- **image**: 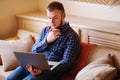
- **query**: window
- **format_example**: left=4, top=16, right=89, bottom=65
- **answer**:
left=74, top=0, right=117, bottom=5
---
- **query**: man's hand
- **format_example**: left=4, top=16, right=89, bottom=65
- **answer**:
left=26, top=64, right=42, bottom=75
left=46, top=28, right=61, bottom=43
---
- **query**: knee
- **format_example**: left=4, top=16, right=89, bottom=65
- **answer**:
left=5, top=74, right=19, bottom=80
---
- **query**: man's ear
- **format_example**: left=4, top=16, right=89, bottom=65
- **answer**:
left=62, top=13, right=66, bottom=19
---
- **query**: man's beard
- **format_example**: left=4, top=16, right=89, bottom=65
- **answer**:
left=59, top=20, right=63, bottom=28
left=59, top=16, right=64, bottom=28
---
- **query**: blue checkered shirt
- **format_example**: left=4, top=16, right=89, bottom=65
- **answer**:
left=32, top=22, right=80, bottom=74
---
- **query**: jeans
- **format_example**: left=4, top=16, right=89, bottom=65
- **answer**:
left=5, top=66, right=61, bottom=80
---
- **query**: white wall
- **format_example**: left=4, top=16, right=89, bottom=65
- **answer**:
left=0, top=0, right=39, bottom=39
left=1, top=0, right=119, bottom=38
left=39, top=0, right=120, bottom=22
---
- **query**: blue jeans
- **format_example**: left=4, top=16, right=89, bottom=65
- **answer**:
left=5, top=66, right=61, bottom=80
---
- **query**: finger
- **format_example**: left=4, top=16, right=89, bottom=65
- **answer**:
left=55, top=32, right=61, bottom=36
left=26, top=64, right=30, bottom=69
left=54, top=35, right=60, bottom=39
left=33, top=69, right=42, bottom=74
left=49, top=28, right=52, bottom=32
left=27, top=64, right=33, bottom=71
left=33, top=68, right=40, bottom=72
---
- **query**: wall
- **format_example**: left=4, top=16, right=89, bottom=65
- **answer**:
left=1, top=0, right=119, bottom=38
left=39, top=0, right=120, bottom=22
left=0, top=0, right=39, bottom=39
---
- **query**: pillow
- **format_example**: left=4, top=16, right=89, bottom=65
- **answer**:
left=0, top=35, right=34, bottom=71
left=75, top=54, right=117, bottom=80
left=0, top=35, right=19, bottom=65
left=62, top=43, right=94, bottom=80
left=75, top=64, right=116, bottom=80
left=0, top=49, right=19, bottom=71
left=90, top=53, right=114, bottom=66
left=69, top=43, right=94, bottom=75
left=17, top=29, right=39, bottom=42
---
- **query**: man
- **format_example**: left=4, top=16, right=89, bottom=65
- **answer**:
left=6, top=1, right=80, bottom=80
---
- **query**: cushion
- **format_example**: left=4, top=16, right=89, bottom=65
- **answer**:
left=90, top=54, right=113, bottom=66
left=17, top=29, right=39, bottom=42
left=0, top=36, right=20, bottom=65
left=75, top=54, right=117, bottom=80
left=0, top=35, right=34, bottom=71
left=62, top=43, right=94, bottom=80
left=0, top=49, right=19, bottom=71
left=87, top=45, right=120, bottom=69
left=70, top=43, right=94, bottom=76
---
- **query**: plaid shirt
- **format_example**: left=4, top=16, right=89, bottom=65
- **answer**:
left=32, top=22, right=80, bottom=74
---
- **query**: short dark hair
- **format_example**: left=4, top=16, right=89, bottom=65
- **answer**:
left=47, top=1, right=65, bottom=14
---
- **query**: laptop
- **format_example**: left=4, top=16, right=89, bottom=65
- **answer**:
left=14, top=51, right=60, bottom=71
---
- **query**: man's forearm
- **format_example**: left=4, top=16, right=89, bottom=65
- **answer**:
left=32, top=38, right=49, bottom=53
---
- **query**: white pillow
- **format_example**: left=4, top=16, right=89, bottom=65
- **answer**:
left=0, top=35, right=34, bottom=71
left=17, top=29, right=39, bottom=42
left=75, top=54, right=117, bottom=80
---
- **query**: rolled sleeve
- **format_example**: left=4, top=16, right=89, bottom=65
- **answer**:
left=32, top=38, right=49, bottom=53
left=32, top=27, right=50, bottom=53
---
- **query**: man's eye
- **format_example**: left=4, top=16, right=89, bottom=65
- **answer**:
left=48, top=17, right=51, bottom=19
left=54, top=17, right=57, bottom=19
